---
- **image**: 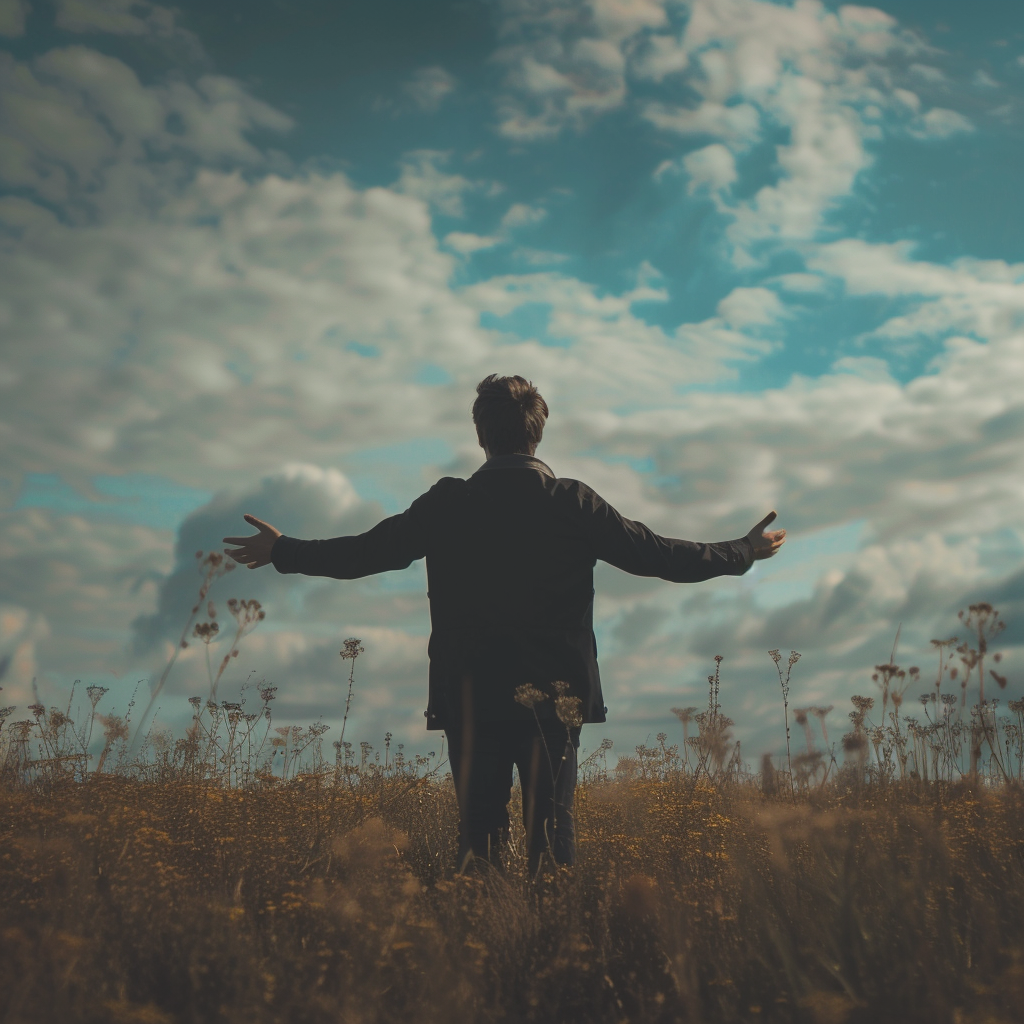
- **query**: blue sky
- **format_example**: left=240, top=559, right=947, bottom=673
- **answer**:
left=1, top=0, right=1022, bottom=767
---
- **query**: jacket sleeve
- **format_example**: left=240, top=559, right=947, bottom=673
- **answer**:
left=577, top=484, right=755, bottom=583
left=269, top=487, right=434, bottom=580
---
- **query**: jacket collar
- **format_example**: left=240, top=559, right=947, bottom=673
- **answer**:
left=475, top=453, right=555, bottom=479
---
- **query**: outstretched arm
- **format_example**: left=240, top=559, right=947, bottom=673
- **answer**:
left=580, top=484, right=784, bottom=582
left=224, top=488, right=436, bottom=580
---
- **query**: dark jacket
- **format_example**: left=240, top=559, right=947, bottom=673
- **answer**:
left=270, top=454, right=755, bottom=731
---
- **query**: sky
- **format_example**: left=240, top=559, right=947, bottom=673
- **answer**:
left=1, top=0, right=1023, bottom=770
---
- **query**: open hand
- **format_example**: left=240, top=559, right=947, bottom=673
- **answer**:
left=746, top=511, right=786, bottom=561
left=223, top=514, right=282, bottom=570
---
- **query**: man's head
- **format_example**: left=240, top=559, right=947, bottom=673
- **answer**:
left=472, top=374, right=548, bottom=457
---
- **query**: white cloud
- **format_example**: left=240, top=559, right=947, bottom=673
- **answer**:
left=490, top=0, right=975, bottom=266
left=806, top=241, right=1024, bottom=345
left=915, top=107, right=974, bottom=138
left=772, top=272, right=827, bottom=293
left=0, top=0, right=28, bottom=36
left=681, top=142, right=737, bottom=194
left=394, top=150, right=479, bottom=217
left=403, top=66, right=457, bottom=112
left=909, top=63, right=947, bottom=83
left=490, top=0, right=666, bottom=138
left=500, top=201, right=547, bottom=228
left=0, top=47, right=293, bottom=211
left=641, top=100, right=760, bottom=145
left=54, top=0, right=175, bottom=35
left=715, top=286, right=783, bottom=327
left=443, top=231, right=502, bottom=254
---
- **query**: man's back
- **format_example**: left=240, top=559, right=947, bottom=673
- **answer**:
left=271, top=453, right=755, bottom=730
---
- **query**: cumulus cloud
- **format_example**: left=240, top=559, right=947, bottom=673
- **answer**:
left=0, top=46, right=293, bottom=211
left=500, top=201, right=547, bottom=228
left=488, top=0, right=978, bottom=266
left=393, top=149, right=485, bottom=217
left=443, top=231, right=502, bottom=254
left=492, top=0, right=666, bottom=138
left=53, top=0, right=181, bottom=36
left=0, top=0, right=28, bottom=36
left=914, top=107, right=974, bottom=138
left=403, top=66, right=457, bottom=113
left=681, top=143, right=738, bottom=194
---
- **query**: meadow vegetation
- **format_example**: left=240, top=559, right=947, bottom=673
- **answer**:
left=1, top=551, right=1023, bottom=1024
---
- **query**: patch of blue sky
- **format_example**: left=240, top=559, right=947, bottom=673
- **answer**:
left=479, top=302, right=573, bottom=348
left=715, top=293, right=947, bottom=393
left=14, top=473, right=213, bottom=530
left=574, top=453, right=658, bottom=475
left=343, top=436, right=456, bottom=514
left=740, top=519, right=869, bottom=609
left=413, top=363, right=453, bottom=386
left=850, top=132, right=1024, bottom=264
left=224, top=360, right=254, bottom=385
left=346, top=341, right=380, bottom=358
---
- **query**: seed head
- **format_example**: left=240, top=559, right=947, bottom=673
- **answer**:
left=514, top=683, right=548, bottom=709
left=555, top=695, right=583, bottom=728
left=340, top=638, right=364, bottom=660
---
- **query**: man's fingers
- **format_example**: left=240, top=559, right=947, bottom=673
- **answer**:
left=755, top=510, right=778, bottom=531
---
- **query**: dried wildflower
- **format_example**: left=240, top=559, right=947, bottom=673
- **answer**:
left=514, top=684, right=548, bottom=709
left=555, top=694, right=583, bottom=728
left=28, top=704, right=44, bottom=717
left=260, top=686, right=278, bottom=703
left=551, top=679, right=570, bottom=696
left=98, top=714, right=129, bottom=744
left=340, top=638, right=364, bottom=660
left=193, top=621, right=220, bottom=641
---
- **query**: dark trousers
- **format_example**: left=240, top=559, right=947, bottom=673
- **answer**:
left=444, top=716, right=581, bottom=876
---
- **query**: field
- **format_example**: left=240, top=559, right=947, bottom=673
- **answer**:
left=1, top=552, right=1023, bottom=1024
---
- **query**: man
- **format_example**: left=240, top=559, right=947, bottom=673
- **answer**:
left=223, top=374, right=785, bottom=876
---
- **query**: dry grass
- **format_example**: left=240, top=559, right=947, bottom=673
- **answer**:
left=1, top=553, right=1022, bottom=1023
left=2, top=773, right=1024, bottom=1023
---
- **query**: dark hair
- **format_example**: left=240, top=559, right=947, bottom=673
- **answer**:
left=472, top=374, right=548, bottom=457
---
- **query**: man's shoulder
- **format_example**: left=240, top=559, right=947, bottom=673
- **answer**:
left=419, top=476, right=468, bottom=501
left=549, top=475, right=600, bottom=501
